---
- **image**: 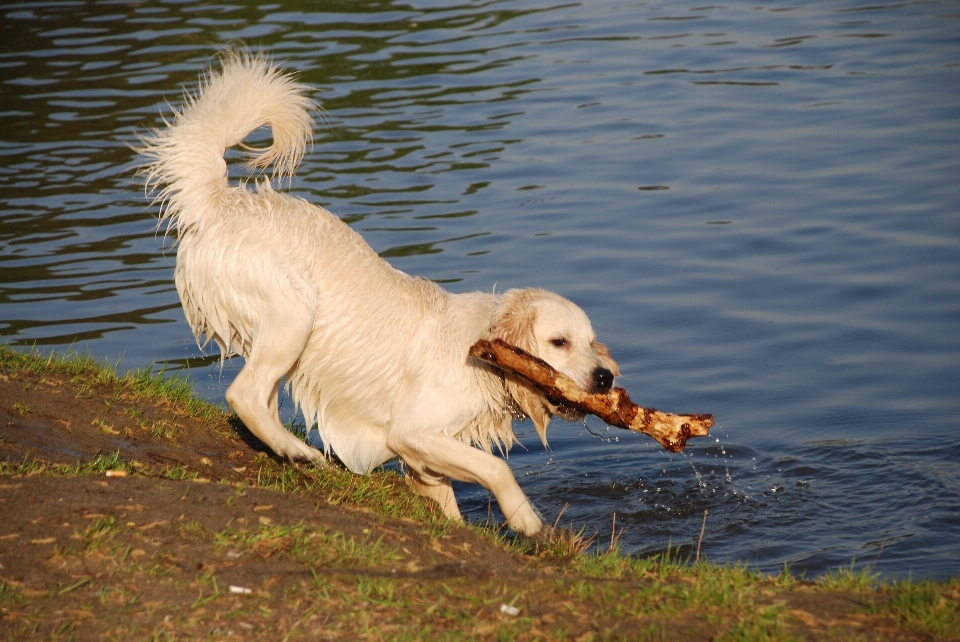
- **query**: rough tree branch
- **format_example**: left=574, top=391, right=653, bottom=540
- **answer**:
left=469, top=338, right=713, bottom=453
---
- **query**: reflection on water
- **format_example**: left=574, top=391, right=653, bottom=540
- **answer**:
left=2, top=0, right=958, bottom=579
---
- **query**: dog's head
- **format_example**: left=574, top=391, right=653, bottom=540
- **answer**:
left=490, top=288, right=619, bottom=446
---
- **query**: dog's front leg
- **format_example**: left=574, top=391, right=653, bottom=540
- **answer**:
left=388, top=430, right=542, bottom=536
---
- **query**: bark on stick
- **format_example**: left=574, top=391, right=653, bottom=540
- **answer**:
left=469, top=338, right=713, bottom=453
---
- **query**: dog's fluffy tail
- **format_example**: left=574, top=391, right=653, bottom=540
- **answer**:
left=137, top=49, right=316, bottom=232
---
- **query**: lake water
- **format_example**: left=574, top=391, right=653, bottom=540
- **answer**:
left=1, top=0, right=958, bottom=581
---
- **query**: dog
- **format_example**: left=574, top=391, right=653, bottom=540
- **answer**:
left=138, top=50, right=618, bottom=535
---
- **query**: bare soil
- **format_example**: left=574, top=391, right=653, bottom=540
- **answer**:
left=1, top=356, right=956, bottom=640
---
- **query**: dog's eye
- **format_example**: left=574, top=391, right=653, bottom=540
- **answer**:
left=550, top=338, right=568, bottom=348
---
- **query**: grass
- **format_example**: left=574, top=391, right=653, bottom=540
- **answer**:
left=873, top=578, right=960, bottom=639
left=2, top=343, right=959, bottom=641
left=0, top=450, right=195, bottom=481
left=209, top=521, right=403, bottom=568
left=818, top=558, right=881, bottom=591
left=0, top=343, right=222, bottom=422
left=0, top=343, right=450, bottom=524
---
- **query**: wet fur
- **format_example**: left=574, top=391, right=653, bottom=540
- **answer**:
left=137, top=51, right=618, bottom=535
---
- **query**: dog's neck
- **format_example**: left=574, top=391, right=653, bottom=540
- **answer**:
left=502, top=375, right=529, bottom=421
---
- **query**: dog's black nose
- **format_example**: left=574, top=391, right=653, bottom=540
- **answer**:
left=592, top=367, right=614, bottom=393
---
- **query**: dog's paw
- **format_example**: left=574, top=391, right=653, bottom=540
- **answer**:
left=505, top=501, right=543, bottom=537
left=277, top=437, right=325, bottom=464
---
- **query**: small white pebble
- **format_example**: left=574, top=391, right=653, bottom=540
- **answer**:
left=500, top=604, right=520, bottom=616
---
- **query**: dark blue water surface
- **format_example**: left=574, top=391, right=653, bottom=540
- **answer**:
left=1, top=1, right=958, bottom=580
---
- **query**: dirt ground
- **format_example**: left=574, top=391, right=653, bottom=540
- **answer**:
left=0, top=362, right=535, bottom=636
left=1, top=355, right=957, bottom=640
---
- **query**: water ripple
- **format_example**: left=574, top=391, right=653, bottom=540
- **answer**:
left=1, top=0, right=958, bottom=579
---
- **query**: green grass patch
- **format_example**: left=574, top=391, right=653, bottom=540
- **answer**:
left=210, top=521, right=402, bottom=568
left=873, top=578, right=960, bottom=639
left=1, top=344, right=224, bottom=422
left=3, top=343, right=958, bottom=641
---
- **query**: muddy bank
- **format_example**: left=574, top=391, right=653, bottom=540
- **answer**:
left=2, top=348, right=957, bottom=640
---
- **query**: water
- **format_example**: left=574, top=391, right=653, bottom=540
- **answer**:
left=2, top=0, right=958, bottom=580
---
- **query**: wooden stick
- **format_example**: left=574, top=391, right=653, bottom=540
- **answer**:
left=469, top=338, right=713, bottom=453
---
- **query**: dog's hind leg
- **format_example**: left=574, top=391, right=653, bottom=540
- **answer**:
left=225, top=303, right=323, bottom=463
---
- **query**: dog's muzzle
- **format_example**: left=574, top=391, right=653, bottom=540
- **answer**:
left=548, top=366, right=615, bottom=421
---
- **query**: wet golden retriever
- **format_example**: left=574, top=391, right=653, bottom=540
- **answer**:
left=138, top=50, right=618, bottom=535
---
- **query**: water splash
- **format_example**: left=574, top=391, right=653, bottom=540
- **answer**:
left=682, top=450, right=707, bottom=491
left=581, top=417, right=619, bottom=443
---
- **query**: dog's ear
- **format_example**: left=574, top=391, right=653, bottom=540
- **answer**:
left=492, top=289, right=553, bottom=446
left=506, top=378, right=553, bottom=447
left=592, top=341, right=620, bottom=377
left=490, top=289, right=539, bottom=353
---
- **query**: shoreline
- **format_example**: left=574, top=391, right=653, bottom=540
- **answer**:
left=1, top=344, right=957, bottom=640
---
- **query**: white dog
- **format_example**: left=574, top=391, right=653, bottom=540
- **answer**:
left=138, top=50, right=618, bottom=535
